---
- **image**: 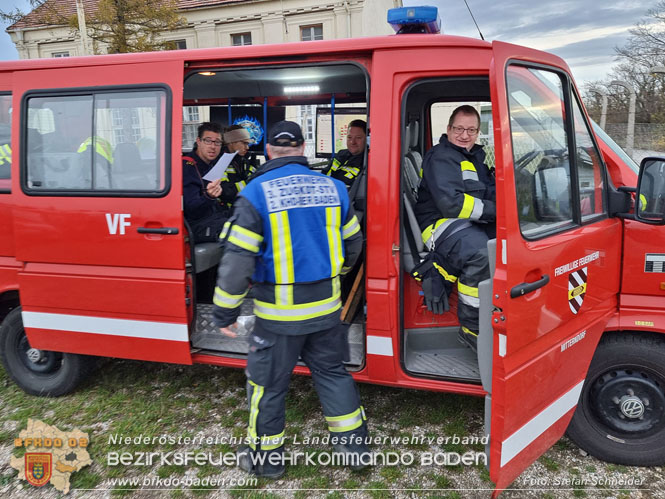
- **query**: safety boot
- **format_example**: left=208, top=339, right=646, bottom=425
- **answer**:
left=237, top=446, right=286, bottom=479
left=458, top=326, right=478, bottom=353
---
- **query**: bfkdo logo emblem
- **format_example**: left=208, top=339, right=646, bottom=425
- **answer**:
left=568, top=266, right=587, bottom=314
left=25, top=453, right=52, bottom=487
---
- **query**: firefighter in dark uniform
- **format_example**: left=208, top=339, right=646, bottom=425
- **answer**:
left=219, top=125, right=257, bottom=209
left=414, top=105, right=495, bottom=352
left=182, top=122, right=229, bottom=242
left=323, top=119, right=366, bottom=188
left=212, top=121, right=368, bottom=477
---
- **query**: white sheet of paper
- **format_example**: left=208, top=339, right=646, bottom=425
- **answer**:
left=202, top=152, right=237, bottom=181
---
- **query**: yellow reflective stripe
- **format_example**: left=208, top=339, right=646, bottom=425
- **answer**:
left=458, top=281, right=479, bottom=298
left=219, top=221, right=231, bottom=241
left=325, top=407, right=364, bottom=433
left=254, top=281, right=341, bottom=321
left=96, top=139, right=113, bottom=163
left=248, top=380, right=264, bottom=451
left=0, top=144, right=10, bottom=164
left=326, top=206, right=343, bottom=277
left=228, top=225, right=263, bottom=253
left=459, top=193, right=475, bottom=218
left=461, top=326, right=478, bottom=337
left=235, top=180, right=247, bottom=191
left=77, top=137, right=113, bottom=163
left=260, top=431, right=285, bottom=451
left=460, top=160, right=476, bottom=172
left=639, top=194, right=647, bottom=211
left=342, top=215, right=360, bottom=239
left=270, top=211, right=294, bottom=284
left=421, top=218, right=449, bottom=245
left=213, top=286, right=247, bottom=309
left=275, top=284, right=293, bottom=306
left=432, top=262, right=457, bottom=283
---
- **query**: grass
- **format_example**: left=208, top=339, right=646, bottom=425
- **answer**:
left=0, top=358, right=660, bottom=497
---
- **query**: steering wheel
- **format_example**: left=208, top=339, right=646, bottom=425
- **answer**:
left=514, top=150, right=540, bottom=172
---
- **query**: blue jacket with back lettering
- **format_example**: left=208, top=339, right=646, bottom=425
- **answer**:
left=212, top=155, right=363, bottom=335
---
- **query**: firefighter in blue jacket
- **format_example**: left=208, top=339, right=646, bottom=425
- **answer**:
left=212, top=121, right=368, bottom=477
left=414, top=105, right=496, bottom=352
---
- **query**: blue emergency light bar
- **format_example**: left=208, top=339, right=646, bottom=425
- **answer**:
left=387, top=6, right=441, bottom=34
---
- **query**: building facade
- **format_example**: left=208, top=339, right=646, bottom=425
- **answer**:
left=8, top=0, right=400, bottom=59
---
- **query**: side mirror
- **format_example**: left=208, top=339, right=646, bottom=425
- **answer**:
left=636, top=157, right=665, bottom=225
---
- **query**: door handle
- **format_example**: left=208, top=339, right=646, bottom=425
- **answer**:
left=137, top=227, right=179, bottom=235
left=510, top=274, right=549, bottom=298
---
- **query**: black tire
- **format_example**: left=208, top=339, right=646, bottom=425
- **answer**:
left=0, top=307, right=95, bottom=397
left=567, top=332, right=665, bottom=466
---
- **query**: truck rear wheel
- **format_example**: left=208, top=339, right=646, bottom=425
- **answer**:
left=0, top=308, right=95, bottom=397
left=567, top=332, right=665, bottom=466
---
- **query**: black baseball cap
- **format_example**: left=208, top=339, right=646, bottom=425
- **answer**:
left=268, top=121, right=304, bottom=146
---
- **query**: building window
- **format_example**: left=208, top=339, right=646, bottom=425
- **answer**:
left=175, top=39, right=187, bottom=50
left=51, top=51, right=69, bottom=58
left=232, top=33, right=252, bottom=46
left=300, top=25, right=323, bottom=41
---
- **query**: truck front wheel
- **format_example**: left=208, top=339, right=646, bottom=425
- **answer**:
left=567, top=332, right=665, bottom=466
left=0, top=308, right=95, bottom=396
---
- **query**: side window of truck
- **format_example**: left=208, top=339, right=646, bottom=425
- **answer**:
left=571, top=93, right=607, bottom=220
left=23, top=88, right=167, bottom=194
left=507, top=66, right=575, bottom=238
left=0, top=93, right=11, bottom=192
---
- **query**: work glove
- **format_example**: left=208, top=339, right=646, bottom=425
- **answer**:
left=411, top=254, right=451, bottom=315
left=421, top=273, right=448, bottom=314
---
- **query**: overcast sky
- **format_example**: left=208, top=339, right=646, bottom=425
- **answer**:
left=0, top=0, right=655, bottom=85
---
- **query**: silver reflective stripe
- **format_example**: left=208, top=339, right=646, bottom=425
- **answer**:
left=470, top=198, right=484, bottom=220
left=254, top=295, right=341, bottom=320
left=275, top=284, right=292, bottom=306
left=213, top=287, right=247, bottom=308
left=326, top=411, right=363, bottom=429
left=462, top=170, right=479, bottom=181
left=229, top=226, right=262, bottom=252
left=457, top=290, right=480, bottom=309
left=342, top=216, right=360, bottom=239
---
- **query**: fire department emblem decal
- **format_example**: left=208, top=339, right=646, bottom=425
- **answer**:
left=568, top=267, right=587, bottom=315
left=25, top=453, right=52, bottom=487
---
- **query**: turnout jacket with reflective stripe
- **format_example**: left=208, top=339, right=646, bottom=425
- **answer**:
left=212, top=155, right=363, bottom=335
left=219, top=149, right=257, bottom=208
left=415, top=134, right=495, bottom=237
left=323, top=149, right=363, bottom=188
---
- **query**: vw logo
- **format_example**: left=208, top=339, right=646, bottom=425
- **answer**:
left=620, top=397, right=645, bottom=419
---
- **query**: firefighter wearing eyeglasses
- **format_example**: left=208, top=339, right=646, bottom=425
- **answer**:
left=414, top=105, right=496, bottom=352
left=183, top=122, right=230, bottom=242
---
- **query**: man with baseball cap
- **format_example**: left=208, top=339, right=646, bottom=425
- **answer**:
left=212, top=121, right=369, bottom=477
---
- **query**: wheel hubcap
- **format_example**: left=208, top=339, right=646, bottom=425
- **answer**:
left=26, top=348, right=43, bottom=363
left=17, top=334, right=62, bottom=374
left=590, top=368, right=665, bottom=436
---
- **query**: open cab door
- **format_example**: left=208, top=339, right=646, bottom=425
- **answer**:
left=484, top=41, right=623, bottom=491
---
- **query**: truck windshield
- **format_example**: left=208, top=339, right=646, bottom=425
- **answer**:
left=591, top=120, right=639, bottom=174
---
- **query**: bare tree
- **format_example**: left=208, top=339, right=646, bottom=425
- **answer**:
left=583, top=1, right=665, bottom=125
left=1, top=0, right=186, bottom=54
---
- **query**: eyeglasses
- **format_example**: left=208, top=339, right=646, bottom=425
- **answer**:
left=201, top=138, right=222, bottom=146
left=450, top=125, right=479, bottom=136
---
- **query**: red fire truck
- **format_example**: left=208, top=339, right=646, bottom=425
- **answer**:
left=0, top=6, right=664, bottom=491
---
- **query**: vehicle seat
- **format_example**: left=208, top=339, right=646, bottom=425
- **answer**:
left=401, top=121, right=427, bottom=273
left=405, top=120, right=423, bottom=175
left=113, top=142, right=155, bottom=190
left=193, top=242, right=223, bottom=273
